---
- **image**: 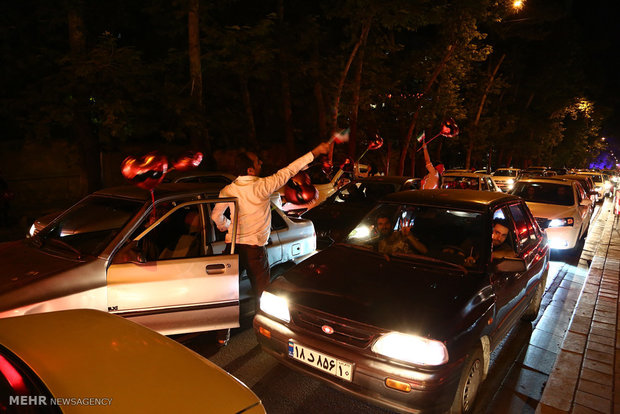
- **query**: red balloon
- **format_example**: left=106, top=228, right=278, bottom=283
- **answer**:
left=121, top=152, right=169, bottom=191
left=440, top=117, right=459, bottom=138
left=284, top=172, right=318, bottom=205
left=368, top=135, right=383, bottom=150
left=173, top=151, right=203, bottom=171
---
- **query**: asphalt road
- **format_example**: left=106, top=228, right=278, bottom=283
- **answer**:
left=178, top=204, right=600, bottom=414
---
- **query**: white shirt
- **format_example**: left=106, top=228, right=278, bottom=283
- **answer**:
left=211, top=152, right=314, bottom=246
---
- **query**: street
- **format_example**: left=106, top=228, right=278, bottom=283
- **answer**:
left=177, top=203, right=605, bottom=414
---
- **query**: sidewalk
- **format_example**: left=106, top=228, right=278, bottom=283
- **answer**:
left=537, top=199, right=619, bottom=414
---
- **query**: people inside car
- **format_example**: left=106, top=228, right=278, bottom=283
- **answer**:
left=491, top=218, right=516, bottom=259
left=377, top=216, right=428, bottom=256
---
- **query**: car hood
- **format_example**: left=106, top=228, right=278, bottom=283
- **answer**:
left=0, top=240, right=104, bottom=312
left=271, top=245, right=491, bottom=340
left=525, top=202, right=576, bottom=220
left=0, top=310, right=263, bottom=413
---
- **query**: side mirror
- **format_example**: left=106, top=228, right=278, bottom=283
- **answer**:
left=492, top=257, right=527, bottom=273
left=112, top=240, right=146, bottom=264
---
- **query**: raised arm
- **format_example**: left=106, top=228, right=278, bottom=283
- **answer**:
left=422, top=139, right=436, bottom=174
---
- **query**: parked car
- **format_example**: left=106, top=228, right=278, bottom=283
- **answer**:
left=511, top=178, right=592, bottom=251
left=254, top=189, right=549, bottom=413
left=302, top=176, right=420, bottom=250
left=2, top=182, right=315, bottom=334
left=441, top=172, right=502, bottom=192
left=0, top=309, right=265, bottom=413
left=491, top=168, right=521, bottom=192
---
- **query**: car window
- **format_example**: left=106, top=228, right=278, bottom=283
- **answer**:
left=492, top=208, right=519, bottom=257
left=441, top=176, right=479, bottom=190
left=508, top=203, right=538, bottom=251
left=33, top=196, right=143, bottom=257
left=271, top=206, right=288, bottom=231
left=345, top=203, right=486, bottom=269
left=486, top=178, right=496, bottom=190
left=512, top=182, right=574, bottom=206
left=480, top=178, right=489, bottom=191
left=139, top=204, right=205, bottom=261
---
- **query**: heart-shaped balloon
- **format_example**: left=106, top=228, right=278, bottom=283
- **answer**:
left=440, top=117, right=459, bottom=138
left=173, top=151, right=203, bottom=171
left=121, top=152, right=169, bottom=191
left=284, top=172, right=318, bottom=205
left=368, top=135, right=383, bottom=150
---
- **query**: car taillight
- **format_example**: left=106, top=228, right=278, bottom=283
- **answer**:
left=0, top=354, right=27, bottom=394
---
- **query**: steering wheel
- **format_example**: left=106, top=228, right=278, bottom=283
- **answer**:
left=441, top=245, right=467, bottom=257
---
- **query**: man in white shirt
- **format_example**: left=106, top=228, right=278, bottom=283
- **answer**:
left=211, top=143, right=330, bottom=305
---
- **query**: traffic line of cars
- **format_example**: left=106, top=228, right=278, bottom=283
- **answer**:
left=1, top=165, right=615, bottom=413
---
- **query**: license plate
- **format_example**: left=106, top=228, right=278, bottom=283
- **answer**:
left=288, top=340, right=353, bottom=381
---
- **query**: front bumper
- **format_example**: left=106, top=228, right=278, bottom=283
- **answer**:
left=544, top=225, right=580, bottom=250
left=254, top=314, right=462, bottom=414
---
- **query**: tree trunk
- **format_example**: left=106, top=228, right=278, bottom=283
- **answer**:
left=68, top=3, right=101, bottom=192
left=278, top=0, right=295, bottom=159
left=465, top=54, right=506, bottom=169
left=398, top=45, right=454, bottom=175
left=188, top=0, right=212, bottom=158
left=312, top=40, right=328, bottom=140
left=348, top=24, right=370, bottom=159
left=385, top=141, right=391, bottom=175
left=239, top=74, right=258, bottom=149
left=328, top=20, right=371, bottom=162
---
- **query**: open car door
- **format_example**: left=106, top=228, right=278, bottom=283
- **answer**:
left=106, top=198, right=239, bottom=336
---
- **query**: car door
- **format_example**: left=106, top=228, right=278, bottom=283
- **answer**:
left=574, top=182, right=592, bottom=235
left=106, top=199, right=239, bottom=335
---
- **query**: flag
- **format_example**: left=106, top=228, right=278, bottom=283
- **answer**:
left=416, top=130, right=426, bottom=142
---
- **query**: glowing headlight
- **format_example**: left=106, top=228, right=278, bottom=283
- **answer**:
left=548, top=238, right=569, bottom=249
left=349, top=225, right=370, bottom=239
left=604, top=182, right=612, bottom=190
left=548, top=217, right=574, bottom=227
left=259, top=292, right=290, bottom=323
left=28, top=224, right=36, bottom=237
left=372, top=332, right=448, bottom=366
left=506, top=179, right=514, bottom=185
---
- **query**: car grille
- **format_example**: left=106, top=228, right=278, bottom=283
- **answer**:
left=291, top=308, right=379, bottom=348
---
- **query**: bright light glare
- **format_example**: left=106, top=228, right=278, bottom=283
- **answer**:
left=512, top=0, right=524, bottom=10
left=372, top=332, right=448, bottom=366
left=28, top=224, right=36, bottom=237
left=506, top=179, right=514, bottom=185
left=548, top=238, right=569, bottom=249
left=349, top=225, right=371, bottom=239
left=260, top=292, right=290, bottom=323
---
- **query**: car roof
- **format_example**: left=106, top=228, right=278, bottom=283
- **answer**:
left=518, top=178, right=573, bottom=185
left=163, top=170, right=236, bottom=183
left=94, top=183, right=226, bottom=201
left=381, top=189, right=520, bottom=211
left=357, top=175, right=419, bottom=185
left=443, top=172, right=489, bottom=178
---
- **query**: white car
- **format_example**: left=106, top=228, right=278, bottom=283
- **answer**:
left=511, top=178, right=592, bottom=250
left=576, top=171, right=612, bottom=199
left=492, top=168, right=521, bottom=192
left=5, top=182, right=315, bottom=335
left=441, top=172, right=502, bottom=192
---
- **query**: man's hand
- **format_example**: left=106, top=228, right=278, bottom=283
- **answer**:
left=312, top=142, right=331, bottom=158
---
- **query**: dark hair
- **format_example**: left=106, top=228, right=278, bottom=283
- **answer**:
left=493, top=218, right=511, bottom=229
left=234, top=152, right=254, bottom=176
left=376, top=212, right=391, bottom=222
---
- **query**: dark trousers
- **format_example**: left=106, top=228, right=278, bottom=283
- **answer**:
left=226, top=243, right=270, bottom=301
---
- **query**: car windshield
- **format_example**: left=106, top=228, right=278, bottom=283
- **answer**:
left=345, top=203, right=486, bottom=270
left=441, top=176, right=479, bottom=190
left=331, top=182, right=398, bottom=204
left=33, top=196, right=143, bottom=257
left=494, top=170, right=518, bottom=177
left=511, top=182, right=574, bottom=206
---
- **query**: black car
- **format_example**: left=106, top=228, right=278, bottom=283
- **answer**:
left=254, top=190, right=549, bottom=413
left=302, top=176, right=420, bottom=249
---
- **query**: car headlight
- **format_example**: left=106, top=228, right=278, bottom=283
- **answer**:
left=548, top=217, right=574, bottom=227
left=506, top=179, right=514, bottom=185
left=28, top=223, right=36, bottom=237
left=260, top=292, right=290, bottom=323
left=372, top=332, right=448, bottom=366
left=348, top=225, right=371, bottom=239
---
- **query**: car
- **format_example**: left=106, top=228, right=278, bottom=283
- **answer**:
left=550, top=174, right=598, bottom=211
left=510, top=178, right=592, bottom=251
left=441, top=172, right=502, bottom=192
left=163, top=170, right=236, bottom=185
left=1, top=182, right=315, bottom=334
left=491, top=168, right=521, bottom=192
left=473, top=169, right=489, bottom=174
left=302, top=176, right=420, bottom=250
left=254, top=189, right=549, bottom=414
left=575, top=171, right=612, bottom=199
left=0, top=309, right=265, bottom=413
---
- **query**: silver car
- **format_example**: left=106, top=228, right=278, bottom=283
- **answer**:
left=1, top=183, right=315, bottom=335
